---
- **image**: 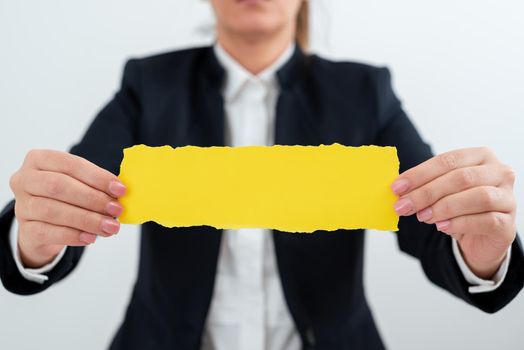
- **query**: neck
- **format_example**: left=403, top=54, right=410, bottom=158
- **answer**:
left=216, top=26, right=295, bottom=75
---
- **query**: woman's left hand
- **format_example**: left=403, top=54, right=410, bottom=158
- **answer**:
left=391, top=147, right=517, bottom=279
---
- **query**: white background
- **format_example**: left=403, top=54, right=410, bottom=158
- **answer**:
left=1, top=0, right=523, bottom=349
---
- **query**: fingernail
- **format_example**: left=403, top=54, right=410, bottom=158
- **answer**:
left=101, top=218, right=120, bottom=235
left=436, top=220, right=451, bottom=231
left=391, top=178, right=410, bottom=195
left=394, top=198, right=413, bottom=215
left=79, top=232, right=97, bottom=244
left=109, top=181, right=126, bottom=197
left=417, top=208, right=433, bottom=222
left=106, top=201, right=123, bottom=217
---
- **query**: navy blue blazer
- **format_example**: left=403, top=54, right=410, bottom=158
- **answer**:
left=1, top=45, right=523, bottom=350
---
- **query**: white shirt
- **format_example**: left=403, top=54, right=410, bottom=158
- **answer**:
left=9, top=42, right=511, bottom=350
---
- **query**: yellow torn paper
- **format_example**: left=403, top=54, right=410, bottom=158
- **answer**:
left=118, top=144, right=399, bottom=232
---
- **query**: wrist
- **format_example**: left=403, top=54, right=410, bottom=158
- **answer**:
left=18, top=238, right=62, bottom=269
left=459, top=245, right=508, bottom=280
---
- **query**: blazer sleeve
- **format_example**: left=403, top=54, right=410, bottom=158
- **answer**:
left=0, top=59, right=141, bottom=295
left=373, top=66, right=524, bottom=313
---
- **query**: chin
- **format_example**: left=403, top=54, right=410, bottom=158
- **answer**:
left=230, top=14, right=282, bottom=38
left=223, top=0, right=284, bottom=36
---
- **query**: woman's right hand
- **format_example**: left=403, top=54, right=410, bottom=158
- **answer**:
left=9, top=150, right=127, bottom=268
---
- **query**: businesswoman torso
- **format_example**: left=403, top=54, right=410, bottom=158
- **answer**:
left=1, top=1, right=523, bottom=349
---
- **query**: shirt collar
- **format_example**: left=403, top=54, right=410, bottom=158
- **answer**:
left=213, top=41, right=296, bottom=101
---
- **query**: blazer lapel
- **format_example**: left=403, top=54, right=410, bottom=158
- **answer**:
left=183, top=47, right=226, bottom=148
left=273, top=45, right=321, bottom=338
left=275, top=47, right=322, bottom=146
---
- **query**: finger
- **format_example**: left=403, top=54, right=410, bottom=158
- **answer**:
left=416, top=186, right=515, bottom=224
left=21, top=220, right=97, bottom=246
left=498, top=164, right=517, bottom=189
left=23, top=150, right=126, bottom=198
left=22, top=170, right=123, bottom=217
left=19, top=196, right=120, bottom=237
left=394, top=165, right=508, bottom=216
left=434, top=212, right=513, bottom=237
left=392, top=147, right=497, bottom=195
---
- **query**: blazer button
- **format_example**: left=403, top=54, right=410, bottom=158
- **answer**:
left=305, top=327, right=316, bottom=347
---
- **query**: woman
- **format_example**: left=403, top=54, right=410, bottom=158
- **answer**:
left=1, top=1, right=522, bottom=349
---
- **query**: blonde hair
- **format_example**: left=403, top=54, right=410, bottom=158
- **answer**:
left=296, top=0, right=309, bottom=50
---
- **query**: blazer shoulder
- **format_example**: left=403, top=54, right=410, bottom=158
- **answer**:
left=308, top=54, right=401, bottom=129
left=310, top=54, right=387, bottom=78
left=120, top=46, right=211, bottom=84
left=309, top=54, right=392, bottom=88
left=130, top=46, right=209, bottom=68
left=308, top=54, right=397, bottom=112
left=112, top=46, right=216, bottom=97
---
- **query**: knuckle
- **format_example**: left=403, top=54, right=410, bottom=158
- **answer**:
left=488, top=212, right=506, bottom=231
left=455, top=168, right=476, bottom=188
left=479, top=187, right=499, bottom=208
left=480, top=146, right=495, bottom=158
left=437, top=200, right=452, bottom=219
left=25, top=149, right=39, bottom=163
left=85, top=190, right=103, bottom=210
left=60, top=154, right=76, bottom=174
left=44, top=174, right=62, bottom=197
left=419, top=187, right=434, bottom=206
left=503, top=165, right=516, bottom=185
left=25, top=149, right=48, bottom=166
left=79, top=210, right=92, bottom=231
left=79, top=210, right=99, bottom=234
left=439, top=153, right=459, bottom=171
left=9, top=172, right=20, bottom=191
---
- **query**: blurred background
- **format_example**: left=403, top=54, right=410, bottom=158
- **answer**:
left=0, top=0, right=523, bottom=349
